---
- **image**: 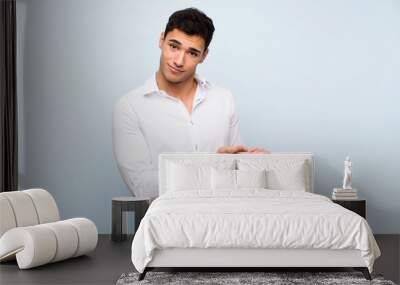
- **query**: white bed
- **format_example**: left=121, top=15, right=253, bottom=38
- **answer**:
left=131, top=152, right=380, bottom=280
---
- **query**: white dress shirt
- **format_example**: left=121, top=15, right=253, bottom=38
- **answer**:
left=112, top=74, right=242, bottom=197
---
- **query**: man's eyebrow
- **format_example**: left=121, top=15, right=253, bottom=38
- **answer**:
left=168, top=39, right=201, bottom=54
left=168, top=39, right=182, bottom=45
left=188, top=47, right=201, bottom=54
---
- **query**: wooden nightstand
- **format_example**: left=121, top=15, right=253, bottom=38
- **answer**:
left=332, top=199, right=366, bottom=219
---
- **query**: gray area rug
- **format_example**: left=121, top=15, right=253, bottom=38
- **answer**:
left=116, top=271, right=396, bottom=285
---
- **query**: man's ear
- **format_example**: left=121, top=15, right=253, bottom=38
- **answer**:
left=199, top=48, right=209, bottom=63
left=159, top=32, right=165, bottom=49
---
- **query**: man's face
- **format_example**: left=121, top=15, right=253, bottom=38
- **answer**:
left=158, top=28, right=208, bottom=84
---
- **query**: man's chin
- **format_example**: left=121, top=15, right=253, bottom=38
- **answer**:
left=165, top=74, right=189, bottom=84
left=160, top=68, right=194, bottom=85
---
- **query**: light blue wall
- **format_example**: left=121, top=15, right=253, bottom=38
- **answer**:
left=17, top=0, right=400, bottom=234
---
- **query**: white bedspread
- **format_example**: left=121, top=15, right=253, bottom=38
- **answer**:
left=131, top=190, right=380, bottom=273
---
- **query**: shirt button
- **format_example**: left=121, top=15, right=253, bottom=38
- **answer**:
left=190, top=120, right=194, bottom=125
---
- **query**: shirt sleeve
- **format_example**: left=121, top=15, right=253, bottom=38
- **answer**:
left=228, top=91, right=243, bottom=146
left=112, top=98, right=158, bottom=198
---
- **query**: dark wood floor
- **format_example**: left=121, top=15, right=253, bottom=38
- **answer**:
left=0, top=234, right=399, bottom=285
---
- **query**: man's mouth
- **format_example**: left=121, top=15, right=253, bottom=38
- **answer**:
left=168, top=64, right=183, bottom=74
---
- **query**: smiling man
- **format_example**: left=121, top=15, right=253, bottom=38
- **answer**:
left=113, top=8, right=268, bottom=198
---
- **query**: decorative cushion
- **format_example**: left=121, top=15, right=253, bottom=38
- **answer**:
left=167, top=163, right=210, bottom=191
left=237, top=159, right=308, bottom=191
left=211, top=169, right=268, bottom=190
left=166, top=159, right=235, bottom=192
left=211, top=168, right=236, bottom=190
left=236, top=169, right=267, bottom=189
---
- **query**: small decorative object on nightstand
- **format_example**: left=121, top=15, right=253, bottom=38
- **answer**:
left=112, top=197, right=151, bottom=242
left=332, top=199, right=366, bottom=219
left=332, top=156, right=359, bottom=200
left=342, top=155, right=353, bottom=190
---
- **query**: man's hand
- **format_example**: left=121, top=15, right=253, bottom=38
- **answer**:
left=217, top=145, right=271, bottom=154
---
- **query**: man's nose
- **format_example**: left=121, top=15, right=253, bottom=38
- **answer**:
left=174, top=50, right=185, bottom=67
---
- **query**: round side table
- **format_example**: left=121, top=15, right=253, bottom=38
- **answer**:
left=111, top=196, right=151, bottom=242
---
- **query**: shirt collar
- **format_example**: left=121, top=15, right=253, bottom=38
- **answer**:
left=143, top=73, right=211, bottom=96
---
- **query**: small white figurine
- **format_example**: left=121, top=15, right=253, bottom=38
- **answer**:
left=342, top=156, right=352, bottom=190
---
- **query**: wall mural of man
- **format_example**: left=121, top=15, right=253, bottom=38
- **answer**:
left=113, top=8, right=269, bottom=198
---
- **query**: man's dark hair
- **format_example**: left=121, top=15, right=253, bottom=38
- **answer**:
left=164, top=8, right=215, bottom=50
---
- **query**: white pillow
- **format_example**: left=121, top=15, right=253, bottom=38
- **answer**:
left=168, top=163, right=210, bottom=191
left=236, top=169, right=267, bottom=189
left=237, top=159, right=308, bottom=191
left=166, top=159, right=235, bottom=192
left=211, top=168, right=236, bottom=190
left=211, top=168, right=268, bottom=190
left=267, top=166, right=306, bottom=191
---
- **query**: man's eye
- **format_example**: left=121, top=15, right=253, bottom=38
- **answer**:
left=169, top=44, right=178, bottom=49
left=189, top=52, right=199, bottom=57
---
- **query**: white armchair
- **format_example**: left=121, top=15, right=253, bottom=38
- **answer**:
left=0, top=188, right=98, bottom=269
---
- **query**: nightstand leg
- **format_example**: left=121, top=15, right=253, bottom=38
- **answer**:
left=134, top=201, right=149, bottom=234
left=112, top=201, right=126, bottom=242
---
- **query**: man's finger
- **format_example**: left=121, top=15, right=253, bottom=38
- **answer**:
left=218, top=146, right=239, bottom=154
left=227, top=147, right=238, bottom=154
left=234, top=145, right=247, bottom=152
left=217, top=146, right=230, bottom=153
left=254, top=148, right=271, bottom=154
left=247, top=147, right=271, bottom=154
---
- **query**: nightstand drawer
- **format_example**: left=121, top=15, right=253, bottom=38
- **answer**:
left=332, top=199, right=366, bottom=219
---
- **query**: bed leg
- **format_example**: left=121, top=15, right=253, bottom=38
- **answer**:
left=354, top=267, right=371, bottom=280
left=138, top=268, right=148, bottom=281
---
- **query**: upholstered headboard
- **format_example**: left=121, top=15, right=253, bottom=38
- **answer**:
left=158, top=152, right=314, bottom=195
